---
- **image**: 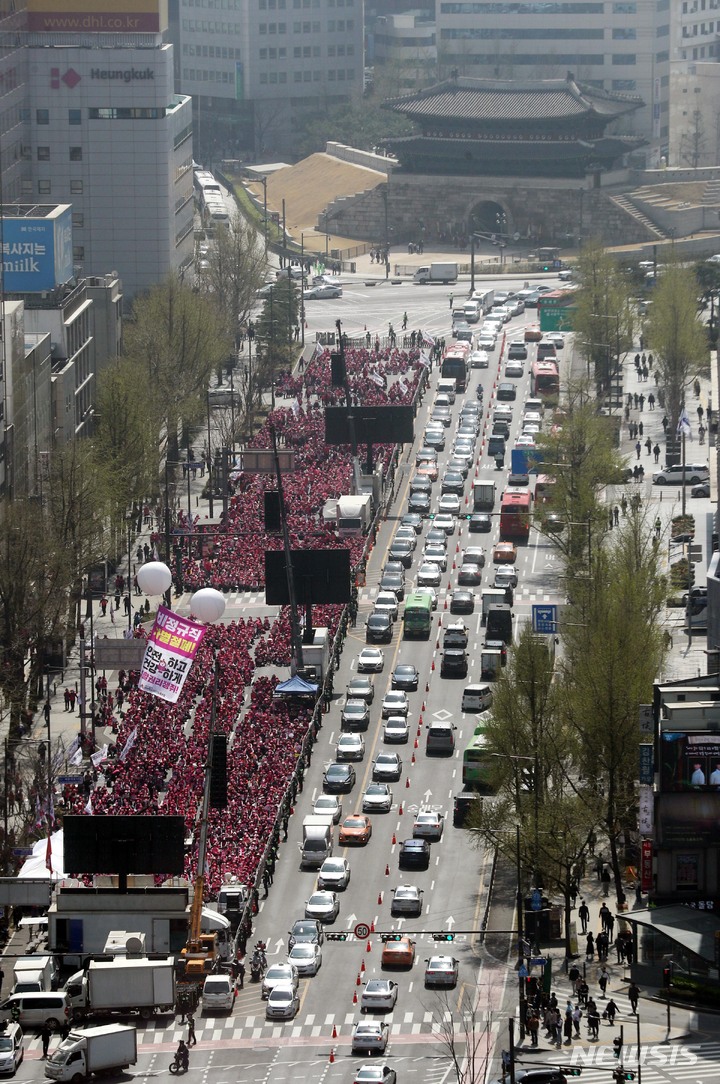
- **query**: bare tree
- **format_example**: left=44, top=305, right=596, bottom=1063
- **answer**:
left=679, top=109, right=707, bottom=168
left=429, top=987, right=494, bottom=1084
left=197, top=218, right=267, bottom=365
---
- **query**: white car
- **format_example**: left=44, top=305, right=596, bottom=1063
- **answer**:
left=318, top=856, right=351, bottom=890
left=360, top=980, right=399, bottom=1013
left=336, top=733, right=365, bottom=762
left=391, top=884, right=423, bottom=916
left=202, top=974, right=235, bottom=1012
left=313, top=793, right=343, bottom=822
left=352, top=1021, right=390, bottom=1053
left=477, top=332, right=497, bottom=350
left=357, top=648, right=385, bottom=673
left=262, top=963, right=299, bottom=999
left=423, top=544, right=448, bottom=571
left=383, top=716, right=410, bottom=743
left=373, top=752, right=403, bottom=781
left=438, top=494, right=461, bottom=516
left=305, top=891, right=340, bottom=923
left=504, top=360, right=524, bottom=378
left=381, top=690, right=409, bottom=718
left=522, top=422, right=541, bottom=436
left=288, top=942, right=323, bottom=975
left=523, top=411, right=542, bottom=425
left=424, top=955, right=459, bottom=987
left=375, top=591, right=400, bottom=620
left=515, top=434, right=536, bottom=448
left=413, top=809, right=444, bottom=840
left=266, top=983, right=300, bottom=1019
left=434, top=513, right=457, bottom=534
left=417, top=562, right=442, bottom=587
left=362, top=783, right=393, bottom=813
left=303, top=283, right=342, bottom=299
left=469, top=349, right=490, bottom=368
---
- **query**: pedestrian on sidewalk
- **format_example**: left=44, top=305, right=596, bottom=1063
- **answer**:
left=114, top=589, right=121, bottom=610
left=597, top=930, right=609, bottom=961
left=638, top=421, right=644, bottom=437
left=598, top=966, right=610, bottom=997
left=586, top=932, right=595, bottom=960
left=68, top=688, right=76, bottom=712
left=578, top=979, right=589, bottom=1007
left=628, top=982, right=640, bottom=1014
left=642, top=364, right=649, bottom=381
left=613, top=506, right=619, bottom=526
left=648, top=392, right=655, bottom=410
left=639, top=394, right=645, bottom=411
left=64, top=688, right=71, bottom=711
left=123, top=595, right=130, bottom=615
left=653, top=443, right=660, bottom=463
left=572, top=1004, right=583, bottom=1037
left=578, top=899, right=590, bottom=933
left=587, top=1003, right=600, bottom=1041
left=635, top=441, right=641, bottom=459
left=662, top=415, right=668, bottom=433
left=527, top=1011, right=539, bottom=1046
left=645, top=437, right=652, bottom=455
left=563, top=1011, right=573, bottom=1045
left=601, top=866, right=611, bottom=898
left=599, top=903, right=611, bottom=930
left=605, top=997, right=618, bottom=1025
left=606, top=912, right=615, bottom=940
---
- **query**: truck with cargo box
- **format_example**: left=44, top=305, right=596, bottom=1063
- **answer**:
left=44, top=1023, right=137, bottom=1083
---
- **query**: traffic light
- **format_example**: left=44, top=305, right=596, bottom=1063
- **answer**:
left=326, top=933, right=348, bottom=941
left=662, top=964, right=673, bottom=988
left=612, top=1035, right=622, bottom=1059
left=520, top=765, right=535, bottom=792
left=209, top=733, right=228, bottom=809
left=613, top=1071, right=635, bottom=1082
left=432, top=933, right=455, bottom=941
left=381, top=934, right=403, bottom=942
left=330, top=351, right=346, bottom=387
left=560, top=1069, right=582, bottom=1078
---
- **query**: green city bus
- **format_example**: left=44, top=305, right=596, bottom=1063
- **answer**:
left=403, top=592, right=433, bottom=639
left=462, top=729, right=498, bottom=793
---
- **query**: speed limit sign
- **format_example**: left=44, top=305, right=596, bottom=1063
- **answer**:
left=354, top=922, right=371, bottom=940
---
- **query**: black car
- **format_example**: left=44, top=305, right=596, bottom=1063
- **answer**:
left=398, top=838, right=431, bottom=870
left=380, top=572, right=405, bottom=600
left=288, top=919, right=324, bottom=949
left=388, top=539, right=414, bottom=568
left=440, top=648, right=468, bottom=678
left=409, top=475, right=433, bottom=495
left=408, top=492, right=431, bottom=516
left=323, top=762, right=357, bottom=793
left=400, top=513, right=424, bottom=534
left=367, top=613, right=394, bottom=643
left=442, top=472, right=465, bottom=496
left=391, top=664, right=419, bottom=691
left=458, top=566, right=482, bottom=587
left=496, top=382, right=517, bottom=401
left=450, top=589, right=475, bottom=614
left=469, top=513, right=492, bottom=533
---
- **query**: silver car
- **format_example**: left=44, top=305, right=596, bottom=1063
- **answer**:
left=391, top=884, right=423, bottom=916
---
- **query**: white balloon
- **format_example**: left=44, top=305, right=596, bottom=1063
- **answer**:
left=190, top=587, right=226, bottom=623
left=136, top=561, right=172, bottom=596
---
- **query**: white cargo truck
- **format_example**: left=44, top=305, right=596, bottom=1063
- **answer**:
left=13, top=955, right=57, bottom=993
left=44, top=1023, right=137, bottom=1083
left=336, top=495, right=373, bottom=537
left=301, top=815, right=334, bottom=869
left=64, top=957, right=175, bottom=1021
left=413, top=263, right=459, bottom=285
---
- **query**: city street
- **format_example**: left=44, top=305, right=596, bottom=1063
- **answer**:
left=9, top=266, right=718, bottom=1084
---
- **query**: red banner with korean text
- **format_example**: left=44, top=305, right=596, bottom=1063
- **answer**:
left=641, top=838, right=653, bottom=893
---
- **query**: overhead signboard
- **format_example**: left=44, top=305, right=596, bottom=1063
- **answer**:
left=265, top=548, right=351, bottom=605
left=27, top=0, right=167, bottom=33
left=94, top=637, right=146, bottom=671
left=1, top=206, right=73, bottom=293
left=659, top=731, right=720, bottom=791
left=64, top=815, right=185, bottom=875
left=325, top=406, right=415, bottom=446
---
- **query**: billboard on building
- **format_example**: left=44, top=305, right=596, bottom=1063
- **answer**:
left=660, top=731, right=720, bottom=791
left=2, top=208, right=74, bottom=293
left=28, top=0, right=167, bottom=33
left=656, top=792, right=720, bottom=845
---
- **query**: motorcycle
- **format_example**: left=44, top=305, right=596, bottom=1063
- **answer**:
left=250, top=954, right=264, bottom=983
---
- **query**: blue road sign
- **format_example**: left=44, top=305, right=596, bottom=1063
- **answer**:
left=532, top=604, right=557, bottom=634
left=57, top=774, right=84, bottom=785
left=12, top=847, right=33, bottom=857
left=518, top=964, right=529, bottom=978
left=639, top=745, right=654, bottom=785
left=531, top=889, right=543, bottom=911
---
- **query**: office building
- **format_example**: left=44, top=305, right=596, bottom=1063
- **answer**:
left=174, top=0, right=365, bottom=158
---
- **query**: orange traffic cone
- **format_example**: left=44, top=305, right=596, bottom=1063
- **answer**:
left=366, top=939, right=372, bottom=953
left=399, top=803, right=404, bottom=815
left=385, top=864, right=390, bottom=876
left=411, top=752, right=416, bottom=764
left=443, top=598, right=447, bottom=610
left=425, top=681, right=430, bottom=692
left=414, top=738, right=418, bottom=749
left=356, top=973, right=361, bottom=986
left=353, top=991, right=358, bottom=1004
left=422, top=701, right=426, bottom=712
left=431, top=660, right=435, bottom=671
left=370, top=921, right=375, bottom=933
left=329, top=1050, right=335, bottom=1063
left=361, top=960, right=365, bottom=973
left=332, top=1025, right=337, bottom=1039
left=378, top=891, right=383, bottom=904
left=419, top=714, right=423, bottom=726
left=405, top=777, right=410, bottom=788
left=392, top=833, right=397, bottom=844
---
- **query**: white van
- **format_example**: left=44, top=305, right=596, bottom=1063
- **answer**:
left=462, top=684, right=494, bottom=712
left=463, top=301, right=481, bottom=324
left=524, top=398, right=544, bottom=417
left=0, top=1022, right=23, bottom=1074
left=437, top=378, right=456, bottom=403
left=0, top=993, right=70, bottom=1030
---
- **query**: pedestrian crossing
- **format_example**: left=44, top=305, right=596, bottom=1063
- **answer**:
left=25, top=1009, right=441, bottom=1051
